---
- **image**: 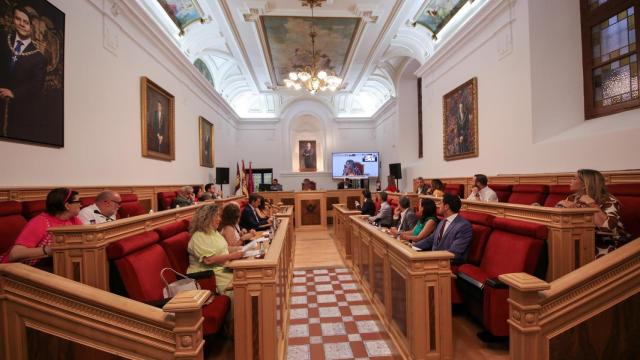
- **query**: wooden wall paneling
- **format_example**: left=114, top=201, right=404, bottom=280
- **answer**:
left=501, top=238, right=640, bottom=360
left=294, top=191, right=327, bottom=230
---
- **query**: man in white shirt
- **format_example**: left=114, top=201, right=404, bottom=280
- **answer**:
left=467, top=174, right=498, bottom=202
left=78, top=190, right=121, bottom=224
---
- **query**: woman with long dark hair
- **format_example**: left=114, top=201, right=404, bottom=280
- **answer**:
left=397, top=198, right=438, bottom=242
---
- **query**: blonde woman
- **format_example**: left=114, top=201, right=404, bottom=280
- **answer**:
left=557, top=169, right=630, bottom=257
left=187, top=204, right=243, bottom=298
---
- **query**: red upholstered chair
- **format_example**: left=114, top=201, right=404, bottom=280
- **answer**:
left=117, top=194, right=146, bottom=219
left=80, top=197, right=96, bottom=208
left=21, top=200, right=45, bottom=220
left=237, top=199, right=249, bottom=214
left=0, top=201, right=28, bottom=257
left=107, top=230, right=230, bottom=335
left=543, top=185, right=572, bottom=207
left=489, top=184, right=512, bottom=203
left=155, top=220, right=191, bottom=272
left=507, top=184, right=549, bottom=205
left=608, top=184, right=640, bottom=238
left=444, top=184, right=464, bottom=197
left=157, top=192, right=177, bottom=211
left=457, top=218, right=547, bottom=338
left=451, top=211, right=495, bottom=304
left=387, top=197, right=398, bottom=213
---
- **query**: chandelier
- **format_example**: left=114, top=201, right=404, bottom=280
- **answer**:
left=283, top=0, right=342, bottom=95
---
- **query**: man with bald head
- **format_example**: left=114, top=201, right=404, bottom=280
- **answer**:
left=78, top=190, right=122, bottom=224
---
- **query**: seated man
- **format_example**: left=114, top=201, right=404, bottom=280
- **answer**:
left=414, top=194, right=472, bottom=263
left=172, top=186, right=194, bottom=208
left=391, top=196, right=417, bottom=233
left=467, top=174, right=498, bottom=202
left=240, top=194, right=271, bottom=231
left=368, top=191, right=393, bottom=227
left=78, top=190, right=121, bottom=224
left=203, top=183, right=220, bottom=200
left=270, top=178, right=283, bottom=191
left=416, top=177, right=430, bottom=195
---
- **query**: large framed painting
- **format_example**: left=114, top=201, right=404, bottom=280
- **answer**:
left=299, top=140, right=317, bottom=172
left=443, top=77, right=478, bottom=161
left=141, top=77, right=175, bottom=161
left=0, top=0, right=65, bottom=147
left=199, top=116, right=214, bottom=168
left=260, top=16, right=360, bottom=86
left=413, top=0, right=471, bottom=39
left=156, top=0, right=204, bottom=35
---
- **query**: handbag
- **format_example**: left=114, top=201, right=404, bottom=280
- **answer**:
left=161, top=268, right=200, bottom=299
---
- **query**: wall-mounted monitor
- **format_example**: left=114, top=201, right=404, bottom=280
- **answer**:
left=332, top=152, right=379, bottom=179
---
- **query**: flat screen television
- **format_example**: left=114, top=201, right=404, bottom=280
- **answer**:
left=332, top=152, right=379, bottom=179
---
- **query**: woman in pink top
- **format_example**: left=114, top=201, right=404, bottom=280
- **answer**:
left=0, top=188, right=83, bottom=269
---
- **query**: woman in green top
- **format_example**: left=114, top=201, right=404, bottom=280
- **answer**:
left=397, top=198, right=438, bottom=242
left=187, top=204, right=243, bottom=298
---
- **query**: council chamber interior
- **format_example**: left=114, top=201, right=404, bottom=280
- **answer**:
left=0, top=0, right=639, bottom=359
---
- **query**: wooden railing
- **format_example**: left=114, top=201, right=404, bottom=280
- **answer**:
left=0, top=263, right=210, bottom=359
left=412, top=169, right=640, bottom=197
left=332, top=204, right=362, bottom=265
left=48, top=196, right=246, bottom=290
left=501, top=238, right=640, bottom=360
left=228, top=217, right=292, bottom=360
left=349, top=216, right=454, bottom=359
left=0, top=184, right=204, bottom=212
left=423, top=196, right=597, bottom=281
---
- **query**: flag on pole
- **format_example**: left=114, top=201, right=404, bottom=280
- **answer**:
left=234, top=162, right=242, bottom=196
left=248, top=162, right=254, bottom=194
left=241, top=160, right=249, bottom=196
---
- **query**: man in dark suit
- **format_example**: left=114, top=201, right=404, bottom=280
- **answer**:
left=240, top=194, right=270, bottom=231
left=148, top=101, right=168, bottom=154
left=414, top=194, right=472, bottom=263
left=393, top=196, right=418, bottom=232
left=0, top=6, right=47, bottom=140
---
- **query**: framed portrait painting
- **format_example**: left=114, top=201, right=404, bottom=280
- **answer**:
left=199, top=116, right=214, bottom=168
left=299, top=140, right=317, bottom=172
left=0, top=0, right=65, bottom=147
left=141, top=77, right=175, bottom=161
left=443, top=77, right=478, bottom=161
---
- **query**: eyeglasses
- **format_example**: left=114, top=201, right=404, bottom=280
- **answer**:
left=110, top=199, right=122, bottom=206
left=68, top=200, right=82, bottom=204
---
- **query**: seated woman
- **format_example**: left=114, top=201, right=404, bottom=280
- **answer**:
left=0, top=188, right=83, bottom=271
left=556, top=169, right=631, bottom=257
left=192, top=185, right=204, bottom=202
left=187, top=204, right=243, bottom=298
left=220, top=202, right=256, bottom=247
left=391, top=198, right=438, bottom=242
left=428, top=179, right=445, bottom=198
left=256, top=196, right=271, bottom=222
left=359, top=190, right=376, bottom=217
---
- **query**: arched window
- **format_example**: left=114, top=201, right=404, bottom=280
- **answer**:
left=193, top=59, right=214, bottom=88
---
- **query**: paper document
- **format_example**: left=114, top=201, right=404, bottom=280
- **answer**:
left=243, top=249, right=265, bottom=258
left=411, top=246, right=422, bottom=251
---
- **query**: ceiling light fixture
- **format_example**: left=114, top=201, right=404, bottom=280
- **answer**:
left=283, top=0, right=342, bottom=95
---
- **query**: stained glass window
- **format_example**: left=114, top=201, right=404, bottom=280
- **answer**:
left=582, top=1, right=640, bottom=118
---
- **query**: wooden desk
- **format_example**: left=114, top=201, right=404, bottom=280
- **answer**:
left=349, top=216, right=454, bottom=359
left=228, top=217, right=292, bottom=360
left=294, top=190, right=327, bottom=230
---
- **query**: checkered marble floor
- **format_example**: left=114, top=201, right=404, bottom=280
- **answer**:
left=287, top=268, right=401, bottom=360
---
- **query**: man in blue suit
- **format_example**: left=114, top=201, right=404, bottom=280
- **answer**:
left=414, top=194, right=472, bottom=263
left=240, top=194, right=270, bottom=231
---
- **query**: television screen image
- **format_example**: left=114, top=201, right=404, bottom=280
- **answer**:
left=332, top=152, right=379, bottom=178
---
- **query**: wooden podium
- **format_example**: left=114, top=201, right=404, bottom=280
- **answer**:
left=294, top=190, right=327, bottom=230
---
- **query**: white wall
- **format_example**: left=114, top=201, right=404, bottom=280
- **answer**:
left=391, top=0, right=640, bottom=185
left=0, top=0, right=238, bottom=187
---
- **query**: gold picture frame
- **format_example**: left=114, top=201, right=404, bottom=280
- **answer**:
left=199, top=116, right=214, bottom=168
left=141, top=77, right=175, bottom=161
left=442, top=77, right=478, bottom=161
